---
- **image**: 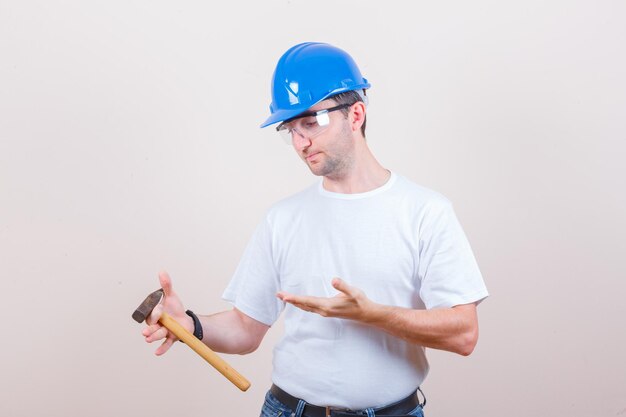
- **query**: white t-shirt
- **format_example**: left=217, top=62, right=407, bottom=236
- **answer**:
left=222, top=172, right=488, bottom=409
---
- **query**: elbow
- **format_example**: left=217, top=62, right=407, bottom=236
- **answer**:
left=232, top=309, right=269, bottom=355
left=234, top=325, right=268, bottom=355
left=453, top=324, right=479, bottom=356
left=238, top=339, right=262, bottom=355
left=450, top=303, right=480, bottom=356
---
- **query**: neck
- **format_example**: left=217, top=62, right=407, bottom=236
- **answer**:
left=322, top=142, right=390, bottom=194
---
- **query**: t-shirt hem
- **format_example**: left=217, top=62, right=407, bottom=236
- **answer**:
left=425, top=289, right=489, bottom=310
left=222, top=292, right=276, bottom=327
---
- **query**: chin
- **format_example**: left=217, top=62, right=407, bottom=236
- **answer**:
left=308, top=167, right=324, bottom=176
left=307, top=163, right=327, bottom=177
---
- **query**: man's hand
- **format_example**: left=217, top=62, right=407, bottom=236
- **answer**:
left=277, top=277, right=377, bottom=321
left=142, top=271, right=194, bottom=356
left=277, top=276, right=480, bottom=356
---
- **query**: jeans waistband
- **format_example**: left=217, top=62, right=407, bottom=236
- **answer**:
left=270, top=384, right=425, bottom=417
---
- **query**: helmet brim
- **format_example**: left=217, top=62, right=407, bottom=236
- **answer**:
left=259, top=106, right=313, bottom=128
left=260, top=83, right=371, bottom=128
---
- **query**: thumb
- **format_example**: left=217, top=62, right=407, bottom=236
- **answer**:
left=332, top=277, right=353, bottom=295
left=159, top=270, right=173, bottom=297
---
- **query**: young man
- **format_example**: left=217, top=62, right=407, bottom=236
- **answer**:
left=143, top=42, right=488, bottom=417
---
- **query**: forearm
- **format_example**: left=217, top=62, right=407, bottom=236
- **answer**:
left=194, top=309, right=268, bottom=355
left=364, top=303, right=479, bottom=356
left=278, top=278, right=480, bottom=356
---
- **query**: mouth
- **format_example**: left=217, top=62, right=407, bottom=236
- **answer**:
left=305, top=152, right=321, bottom=162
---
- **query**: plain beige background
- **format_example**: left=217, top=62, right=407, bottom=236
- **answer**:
left=1, top=1, right=625, bottom=416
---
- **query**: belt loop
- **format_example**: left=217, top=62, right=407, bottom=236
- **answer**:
left=294, top=399, right=306, bottom=417
left=365, top=407, right=375, bottom=417
left=417, top=387, right=427, bottom=407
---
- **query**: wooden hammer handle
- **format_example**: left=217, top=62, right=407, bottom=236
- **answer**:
left=159, top=311, right=251, bottom=391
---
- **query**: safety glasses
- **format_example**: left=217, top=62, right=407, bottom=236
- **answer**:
left=276, top=103, right=352, bottom=144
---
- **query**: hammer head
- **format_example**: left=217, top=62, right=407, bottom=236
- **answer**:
left=132, top=289, right=164, bottom=323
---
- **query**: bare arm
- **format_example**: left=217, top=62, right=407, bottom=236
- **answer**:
left=278, top=277, right=479, bottom=356
left=143, top=271, right=269, bottom=356
left=195, top=308, right=270, bottom=355
left=364, top=302, right=478, bottom=356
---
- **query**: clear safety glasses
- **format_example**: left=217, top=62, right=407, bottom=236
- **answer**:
left=276, top=103, right=352, bottom=144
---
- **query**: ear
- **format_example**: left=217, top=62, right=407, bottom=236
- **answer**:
left=349, top=102, right=366, bottom=135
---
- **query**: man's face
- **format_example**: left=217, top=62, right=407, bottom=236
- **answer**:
left=288, top=100, right=355, bottom=178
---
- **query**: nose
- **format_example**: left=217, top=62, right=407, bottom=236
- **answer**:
left=292, top=130, right=312, bottom=151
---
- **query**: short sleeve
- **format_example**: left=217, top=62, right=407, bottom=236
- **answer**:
left=417, top=199, right=488, bottom=309
left=222, top=216, right=284, bottom=326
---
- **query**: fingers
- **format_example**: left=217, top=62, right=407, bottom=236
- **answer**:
left=143, top=324, right=169, bottom=342
left=155, top=336, right=177, bottom=356
left=140, top=270, right=180, bottom=356
left=143, top=317, right=179, bottom=355
left=279, top=293, right=330, bottom=314
left=146, top=302, right=163, bottom=326
left=277, top=292, right=315, bottom=306
left=276, top=291, right=294, bottom=302
left=159, top=270, right=173, bottom=297
left=277, top=278, right=369, bottom=320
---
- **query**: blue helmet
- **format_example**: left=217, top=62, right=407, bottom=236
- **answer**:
left=260, top=42, right=371, bottom=128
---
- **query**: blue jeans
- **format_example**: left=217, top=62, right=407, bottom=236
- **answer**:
left=260, top=390, right=425, bottom=417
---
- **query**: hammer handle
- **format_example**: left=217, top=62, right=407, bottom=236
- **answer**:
left=159, top=311, right=251, bottom=391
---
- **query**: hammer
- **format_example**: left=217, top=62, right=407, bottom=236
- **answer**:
left=133, top=289, right=251, bottom=391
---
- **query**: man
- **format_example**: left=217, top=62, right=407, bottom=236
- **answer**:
left=143, top=42, right=488, bottom=417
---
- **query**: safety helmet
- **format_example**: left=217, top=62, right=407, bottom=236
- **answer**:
left=260, top=42, right=370, bottom=128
